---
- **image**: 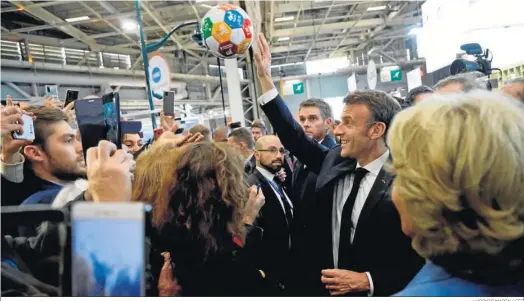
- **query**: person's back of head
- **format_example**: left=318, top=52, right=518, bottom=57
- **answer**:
left=23, top=106, right=85, bottom=183
left=160, top=142, right=247, bottom=262
left=189, top=124, right=211, bottom=142
left=405, top=85, right=434, bottom=106
left=502, top=78, right=524, bottom=104
left=434, top=72, right=488, bottom=93
left=388, top=91, right=524, bottom=285
left=228, top=127, right=254, bottom=156
left=132, top=141, right=182, bottom=229
left=212, top=126, right=228, bottom=143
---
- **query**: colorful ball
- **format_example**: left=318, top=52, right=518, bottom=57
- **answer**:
left=201, top=4, right=254, bottom=59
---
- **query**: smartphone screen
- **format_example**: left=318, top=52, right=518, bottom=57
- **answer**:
left=163, top=91, right=175, bottom=117
left=75, top=98, right=105, bottom=159
left=72, top=203, right=145, bottom=297
left=102, top=92, right=122, bottom=149
left=65, top=90, right=79, bottom=107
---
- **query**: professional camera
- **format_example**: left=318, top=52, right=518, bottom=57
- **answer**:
left=450, top=43, right=493, bottom=76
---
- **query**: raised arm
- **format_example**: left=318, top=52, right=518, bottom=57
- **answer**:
left=254, top=34, right=327, bottom=174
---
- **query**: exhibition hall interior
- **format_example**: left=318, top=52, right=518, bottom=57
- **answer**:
left=1, top=0, right=523, bottom=297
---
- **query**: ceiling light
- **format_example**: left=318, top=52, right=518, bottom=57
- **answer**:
left=122, top=20, right=138, bottom=32
left=65, top=16, right=90, bottom=23
left=275, top=16, right=294, bottom=22
left=408, top=27, right=423, bottom=35
left=278, top=37, right=290, bottom=42
left=367, top=5, right=387, bottom=11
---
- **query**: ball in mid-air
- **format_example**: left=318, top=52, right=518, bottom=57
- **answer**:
left=201, top=4, right=254, bottom=58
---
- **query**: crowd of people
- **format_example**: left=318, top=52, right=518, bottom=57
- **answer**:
left=1, top=33, right=524, bottom=297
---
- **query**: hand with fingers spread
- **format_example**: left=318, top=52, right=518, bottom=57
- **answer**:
left=158, top=252, right=182, bottom=296
left=321, top=269, right=370, bottom=296
left=244, top=185, right=266, bottom=225
left=160, top=111, right=178, bottom=133
left=85, top=140, right=135, bottom=202
left=253, top=33, right=276, bottom=93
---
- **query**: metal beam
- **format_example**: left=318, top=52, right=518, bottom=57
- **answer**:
left=355, top=3, right=409, bottom=51
left=1, top=1, right=62, bottom=13
left=303, top=0, right=336, bottom=62
left=284, top=2, right=304, bottom=63
left=80, top=3, right=139, bottom=47
left=1, top=59, right=249, bottom=85
left=8, top=1, right=100, bottom=51
left=274, top=16, right=418, bottom=38
left=140, top=2, right=201, bottom=59
left=3, top=82, right=32, bottom=99
left=187, top=62, right=203, bottom=74
left=212, top=87, right=222, bottom=101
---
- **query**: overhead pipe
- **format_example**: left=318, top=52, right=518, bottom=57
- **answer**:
left=0, top=59, right=248, bottom=84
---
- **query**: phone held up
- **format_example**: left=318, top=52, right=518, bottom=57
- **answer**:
left=12, top=114, right=35, bottom=141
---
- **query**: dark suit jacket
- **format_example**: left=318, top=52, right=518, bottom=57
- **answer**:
left=244, top=154, right=257, bottom=176
left=260, top=93, right=424, bottom=296
left=246, top=169, right=292, bottom=290
left=289, top=136, right=336, bottom=295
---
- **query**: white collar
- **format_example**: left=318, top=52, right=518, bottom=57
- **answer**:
left=256, top=166, right=277, bottom=182
left=356, top=150, right=390, bottom=176
left=244, top=153, right=254, bottom=165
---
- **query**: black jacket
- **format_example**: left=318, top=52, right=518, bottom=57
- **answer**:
left=246, top=169, right=292, bottom=292
left=260, top=93, right=424, bottom=296
left=289, top=135, right=336, bottom=295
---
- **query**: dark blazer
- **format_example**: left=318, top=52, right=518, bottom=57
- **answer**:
left=246, top=169, right=292, bottom=291
left=260, top=93, right=424, bottom=296
left=289, top=135, right=335, bottom=295
left=244, top=154, right=257, bottom=175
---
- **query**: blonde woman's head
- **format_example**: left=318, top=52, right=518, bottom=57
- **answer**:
left=388, top=91, right=524, bottom=261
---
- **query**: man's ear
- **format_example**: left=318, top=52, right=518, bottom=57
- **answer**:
left=239, top=141, right=246, bottom=151
left=369, top=122, right=386, bottom=140
left=325, top=117, right=333, bottom=128
left=23, top=145, right=46, bottom=163
left=254, top=150, right=261, bottom=162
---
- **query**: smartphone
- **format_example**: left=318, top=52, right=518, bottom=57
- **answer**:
left=71, top=203, right=145, bottom=297
left=121, top=121, right=142, bottom=135
left=45, top=85, right=59, bottom=100
left=163, top=91, right=175, bottom=117
left=65, top=90, right=79, bottom=108
left=75, top=97, right=105, bottom=159
left=12, top=114, right=35, bottom=140
left=102, top=92, right=122, bottom=149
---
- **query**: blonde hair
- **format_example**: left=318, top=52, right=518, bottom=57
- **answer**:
left=132, top=141, right=182, bottom=228
left=388, top=91, right=524, bottom=259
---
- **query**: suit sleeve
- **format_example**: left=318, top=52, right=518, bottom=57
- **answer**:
left=367, top=202, right=425, bottom=296
left=259, top=90, right=328, bottom=174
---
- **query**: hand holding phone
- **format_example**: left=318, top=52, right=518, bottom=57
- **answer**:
left=11, top=114, right=35, bottom=141
left=85, top=140, right=134, bottom=202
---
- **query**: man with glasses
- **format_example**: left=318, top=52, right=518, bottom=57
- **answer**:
left=246, top=135, right=294, bottom=295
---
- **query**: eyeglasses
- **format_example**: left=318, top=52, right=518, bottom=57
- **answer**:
left=256, top=148, right=286, bottom=155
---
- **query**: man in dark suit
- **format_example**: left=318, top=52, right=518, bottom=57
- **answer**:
left=252, top=33, right=424, bottom=296
left=228, top=127, right=256, bottom=175
left=290, top=98, right=336, bottom=295
left=246, top=135, right=294, bottom=294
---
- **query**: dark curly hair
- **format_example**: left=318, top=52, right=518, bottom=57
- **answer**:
left=158, top=142, right=248, bottom=262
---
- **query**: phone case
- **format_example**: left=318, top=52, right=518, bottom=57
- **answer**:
left=12, top=114, right=35, bottom=140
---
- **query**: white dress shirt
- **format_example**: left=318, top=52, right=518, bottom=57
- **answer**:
left=257, top=88, right=386, bottom=295
left=331, top=150, right=389, bottom=295
left=256, top=166, right=294, bottom=215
